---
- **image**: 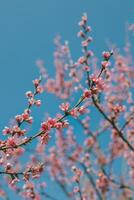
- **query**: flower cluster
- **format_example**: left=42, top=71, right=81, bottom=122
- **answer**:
left=96, top=172, right=109, bottom=193
left=72, top=166, right=83, bottom=183
left=77, top=13, right=93, bottom=71
left=41, top=117, right=69, bottom=133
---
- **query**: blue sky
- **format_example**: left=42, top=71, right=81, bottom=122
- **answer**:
left=0, top=0, right=134, bottom=199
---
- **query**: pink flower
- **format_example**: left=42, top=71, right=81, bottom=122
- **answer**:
left=6, top=137, right=17, bottom=147
left=26, top=116, right=33, bottom=124
left=33, top=79, right=40, bottom=87
left=41, top=132, right=51, bottom=144
left=102, top=51, right=111, bottom=60
left=101, top=61, right=110, bottom=69
left=86, top=26, right=92, bottom=32
left=77, top=30, right=85, bottom=37
left=41, top=121, right=51, bottom=132
left=85, top=138, right=94, bottom=147
left=90, top=76, right=105, bottom=91
left=10, top=178, right=20, bottom=185
left=54, top=122, right=63, bottom=129
left=82, top=13, right=87, bottom=22
left=6, top=163, right=13, bottom=171
left=47, top=118, right=56, bottom=127
left=2, top=127, right=11, bottom=135
left=36, top=85, right=44, bottom=94
left=15, top=115, right=23, bottom=123
left=78, top=56, right=86, bottom=65
left=87, top=50, right=94, bottom=57
left=62, top=120, right=69, bottom=128
left=23, top=172, right=30, bottom=181
left=78, top=20, right=84, bottom=27
left=78, top=106, right=86, bottom=114
left=69, top=108, right=78, bottom=118
left=83, top=65, right=90, bottom=71
left=96, top=172, right=109, bottom=192
left=83, top=89, right=91, bottom=98
left=22, top=113, right=29, bottom=121
left=25, top=91, right=33, bottom=98
left=82, top=40, right=89, bottom=47
left=72, top=166, right=83, bottom=183
left=28, top=98, right=35, bottom=106
left=59, top=102, right=70, bottom=112
left=35, top=100, right=41, bottom=106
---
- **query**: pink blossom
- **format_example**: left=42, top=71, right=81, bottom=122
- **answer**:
left=10, top=178, right=20, bottom=185
left=78, top=20, right=84, bottom=27
left=6, top=137, right=17, bottom=147
left=62, top=120, right=69, bottom=128
left=22, top=112, right=29, bottom=120
left=59, top=102, right=70, bottom=112
left=33, top=79, right=40, bottom=87
left=82, top=13, right=87, bottom=22
left=41, top=121, right=51, bottom=132
left=101, top=60, right=110, bottom=69
left=54, top=122, right=63, bottom=129
left=77, top=106, right=86, bottom=114
left=36, top=85, right=44, bottom=94
left=26, top=116, right=33, bottom=124
left=15, top=115, right=23, bottom=123
left=83, top=65, right=90, bottom=71
left=86, top=26, right=92, bottom=32
left=81, top=38, right=92, bottom=47
left=28, top=98, right=35, bottom=106
left=69, top=108, right=78, bottom=118
left=83, top=89, right=91, bottom=98
left=102, top=51, right=111, bottom=60
left=41, top=132, right=51, bottom=144
left=84, top=137, right=94, bottom=147
left=2, top=127, right=11, bottom=135
left=47, top=118, right=56, bottom=127
left=35, top=100, right=41, bottom=107
left=96, top=172, right=109, bottom=192
left=78, top=56, right=86, bottom=64
left=6, top=163, right=12, bottom=171
left=77, top=30, right=85, bottom=37
left=25, top=91, right=33, bottom=98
